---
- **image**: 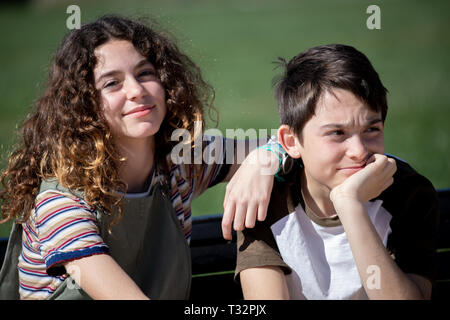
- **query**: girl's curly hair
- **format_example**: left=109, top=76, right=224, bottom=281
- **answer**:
left=0, top=15, right=216, bottom=227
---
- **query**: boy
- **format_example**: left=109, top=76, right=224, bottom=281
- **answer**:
left=235, top=44, right=439, bottom=299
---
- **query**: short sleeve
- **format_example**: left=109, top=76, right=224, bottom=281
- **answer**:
left=235, top=224, right=291, bottom=283
left=235, top=178, right=298, bottom=282
left=33, top=191, right=109, bottom=276
left=385, top=161, right=440, bottom=282
left=192, top=135, right=231, bottom=197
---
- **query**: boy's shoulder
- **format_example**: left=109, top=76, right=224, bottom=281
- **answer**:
left=380, top=154, right=437, bottom=203
left=387, top=154, right=429, bottom=183
left=263, top=162, right=304, bottom=227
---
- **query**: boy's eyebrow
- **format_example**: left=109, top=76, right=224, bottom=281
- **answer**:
left=96, top=59, right=153, bottom=83
left=320, top=117, right=383, bottom=129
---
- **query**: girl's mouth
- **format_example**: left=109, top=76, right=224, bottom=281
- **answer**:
left=123, top=105, right=155, bottom=117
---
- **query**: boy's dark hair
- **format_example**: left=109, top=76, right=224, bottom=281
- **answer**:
left=273, top=44, right=388, bottom=138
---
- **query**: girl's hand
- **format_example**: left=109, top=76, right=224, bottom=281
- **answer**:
left=330, top=154, right=396, bottom=209
left=221, top=149, right=278, bottom=240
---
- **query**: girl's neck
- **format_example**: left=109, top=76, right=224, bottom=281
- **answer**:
left=117, top=136, right=155, bottom=193
left=300, top=169, right=337, bottom=218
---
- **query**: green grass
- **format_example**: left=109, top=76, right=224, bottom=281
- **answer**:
left=1, top=0, right=449, bottom=237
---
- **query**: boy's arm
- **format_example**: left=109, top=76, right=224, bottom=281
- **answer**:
left=334, top=199, right=431, bottom=299
left=65, top=254, right=149, bottom=300
left=235, top=201, right=292, bottom=300
left=240, top=266, right=289, bottom=300
left=330, top=154, right=432, bottom=299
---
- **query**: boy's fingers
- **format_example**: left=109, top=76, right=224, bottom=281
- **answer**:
left=367, top=153, right=377, bottom=164
left=387, top=158, right=397, bottom=174
left=382, top=177, right=394, bottom=191
left=380, top=158, right=396, bottom=180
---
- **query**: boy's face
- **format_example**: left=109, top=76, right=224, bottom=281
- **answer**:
left=296, top=88, right=385, bottom=194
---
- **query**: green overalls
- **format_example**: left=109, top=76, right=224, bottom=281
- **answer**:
left=0, top=178, right=192, bottom=299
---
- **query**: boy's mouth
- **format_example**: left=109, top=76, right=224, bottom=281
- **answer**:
left=339, top=164, right=366, bottom=170
left=338, top=155, right=372, bottom=172
left=337, top=162, right=367, bottom=174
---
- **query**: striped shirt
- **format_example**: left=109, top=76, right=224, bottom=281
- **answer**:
left=18, top=135, right=230, bottom=299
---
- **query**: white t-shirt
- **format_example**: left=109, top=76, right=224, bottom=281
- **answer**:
left=271, top=199, right=392, bottom=300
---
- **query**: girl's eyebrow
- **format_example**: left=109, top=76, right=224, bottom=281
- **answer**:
left=134, top=59, right=153, bottom=70
left=320, top=117, right=383, bottom=130
left=96, top=70, right=120, bottom=83
left=96, top=59, right=154, bottom=83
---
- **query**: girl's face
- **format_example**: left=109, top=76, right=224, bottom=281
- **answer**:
left=295, top=88, right=385, bottom=194
left=93, top=39, right=167, bottom=142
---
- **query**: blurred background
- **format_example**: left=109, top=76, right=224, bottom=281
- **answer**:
left=0, top=0, right=449, bottom=237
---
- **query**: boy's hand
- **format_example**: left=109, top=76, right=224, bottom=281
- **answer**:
left=330, top=154, right=396, bottom=208
left=221, top=149, right=278, bottom=240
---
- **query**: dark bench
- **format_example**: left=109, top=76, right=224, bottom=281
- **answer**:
left=1, top=189, right=449, bottom=300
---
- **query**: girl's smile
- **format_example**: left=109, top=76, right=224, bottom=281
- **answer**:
left=123, top=104, right=156, bottom=118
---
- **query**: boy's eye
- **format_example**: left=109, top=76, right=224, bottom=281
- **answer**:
left=366, top=127, right=381, bottom=133
left=329, top=130, right=345, bottom=136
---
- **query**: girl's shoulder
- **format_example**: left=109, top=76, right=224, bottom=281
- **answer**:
left=33, top=180, right=93, bottom=219
left=35, top=189, right=87, bottom=209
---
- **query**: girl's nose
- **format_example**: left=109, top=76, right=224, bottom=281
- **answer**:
left=124, top=77, right=146, bottom=102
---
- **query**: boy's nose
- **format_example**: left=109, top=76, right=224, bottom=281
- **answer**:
left=346, top=135, right=369, bottom=162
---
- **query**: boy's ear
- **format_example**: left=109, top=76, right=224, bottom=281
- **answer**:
left=277, top=125, right=302, bottom=159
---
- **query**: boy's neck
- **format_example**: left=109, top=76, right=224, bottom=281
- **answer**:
left=116, top=136, right=155, bottom=193
left=300, top=169, right=337, bottom=218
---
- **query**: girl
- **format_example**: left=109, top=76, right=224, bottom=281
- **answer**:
left=0, top=15, right=277, bottom=300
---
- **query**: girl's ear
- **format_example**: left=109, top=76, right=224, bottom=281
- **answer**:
left=277, top=125, right=302, bottom=159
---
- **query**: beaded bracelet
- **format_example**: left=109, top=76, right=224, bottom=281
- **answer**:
left=257, top=141, right=287, bottom=181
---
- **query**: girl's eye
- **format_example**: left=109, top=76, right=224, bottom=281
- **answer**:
left=139, top=69, right=156, bottom=77
left=104, top=80, right=119, bottom=89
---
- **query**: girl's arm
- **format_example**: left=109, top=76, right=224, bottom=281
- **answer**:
left=221, top=138, right=282, bottom=240
left=65, top=254, right=149, bottom=300
left=330, top=154, right=431, bottom=299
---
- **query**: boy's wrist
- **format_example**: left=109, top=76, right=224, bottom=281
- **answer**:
left=330, top=188, right=364, bottom=212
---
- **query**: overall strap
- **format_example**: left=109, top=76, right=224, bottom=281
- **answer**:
left=0, top=223, right=22, bottom=299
